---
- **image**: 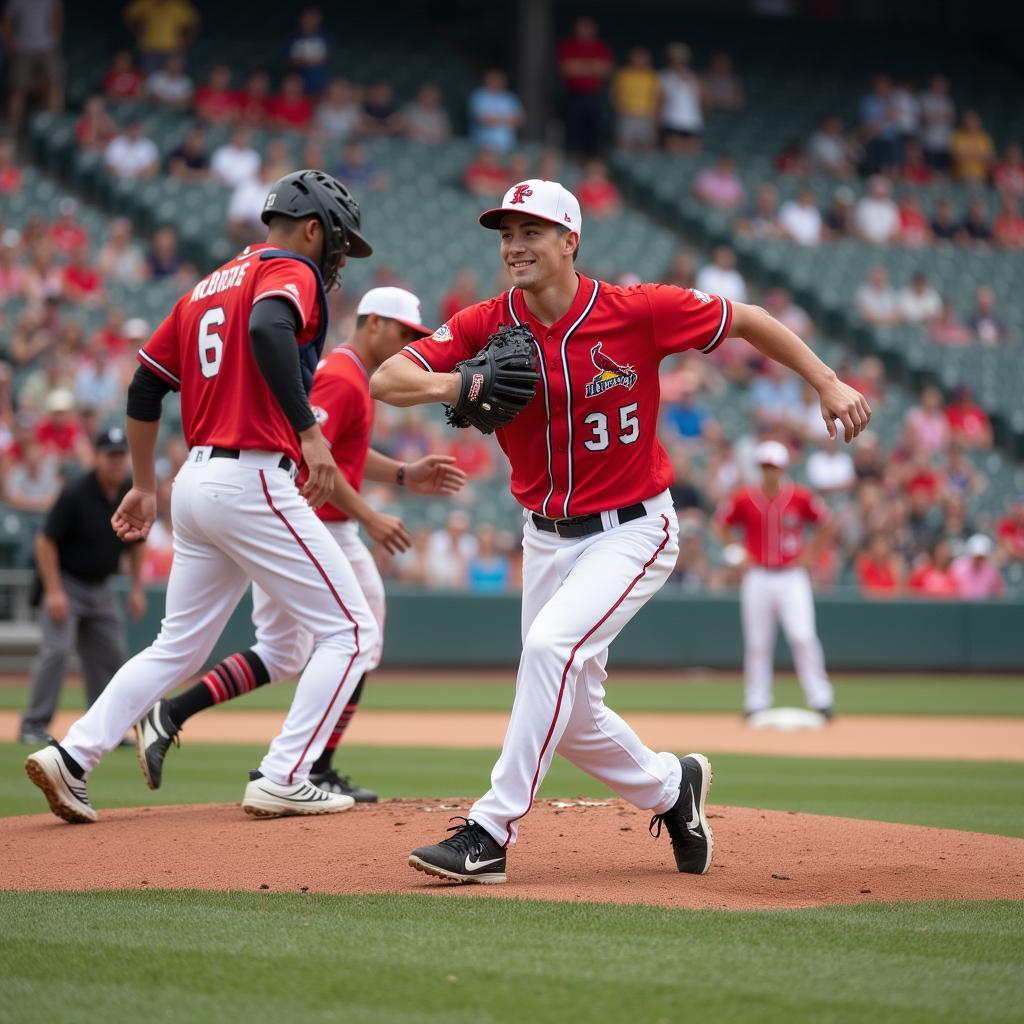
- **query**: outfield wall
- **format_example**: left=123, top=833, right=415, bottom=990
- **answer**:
left=118, top=585, right=1024, bottom=672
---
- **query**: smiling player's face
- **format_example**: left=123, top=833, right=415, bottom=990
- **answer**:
left=498, top=214, right=576, bottom=291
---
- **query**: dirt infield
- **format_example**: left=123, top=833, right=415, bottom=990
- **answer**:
left=2, top=799, right=1021, bottom=910
left=4, top=709, right=1022, bottom=761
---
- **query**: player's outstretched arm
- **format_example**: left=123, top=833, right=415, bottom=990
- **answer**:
left=363, top=449, right=467, bottom=496
left=370, top=353, right=460, bottom=408
left=323, top=466, right=411, bottom=555
left=729, top=302, right=871, bottom=442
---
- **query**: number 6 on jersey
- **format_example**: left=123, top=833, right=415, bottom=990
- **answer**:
left=198, top=307, right=226, bottom=378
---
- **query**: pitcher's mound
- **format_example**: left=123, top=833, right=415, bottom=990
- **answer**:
left=2, top=799, right=1021, bottom=910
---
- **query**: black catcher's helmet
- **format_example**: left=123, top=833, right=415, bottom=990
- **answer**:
left=260, top=169, right=372, bottom=287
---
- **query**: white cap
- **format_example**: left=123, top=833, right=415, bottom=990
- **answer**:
left=46, top=388, right=75, bottom=413
left=756, top=440, right=790, bottom=469
left=356, top=287, right=430, bottom=335
left=964, top=534, right=993, bottom=557
left=479, top=179, right=582, bottom=237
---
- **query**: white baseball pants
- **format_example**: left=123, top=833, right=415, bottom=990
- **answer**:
left=61, top=448, right=379, bottom=785
left=470, top=490, right=683, bottom=847
left=250, top=519, right=386, bottom=678
left=740, top=565, right=833, bottom=714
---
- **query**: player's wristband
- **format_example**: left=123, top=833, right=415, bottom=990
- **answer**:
left=396, top=463, right=406, bottom=487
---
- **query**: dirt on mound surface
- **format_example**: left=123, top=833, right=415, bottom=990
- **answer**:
left=3, top=800, right=1022, bottom=910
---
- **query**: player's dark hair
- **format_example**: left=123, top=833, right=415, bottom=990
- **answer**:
left=356, top=314, right=369, bottom=329
left=557, top=224, right=581, bottom=263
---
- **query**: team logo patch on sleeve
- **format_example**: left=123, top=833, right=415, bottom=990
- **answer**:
left=584, top=342, right=637, bottom=398
left=690, top=288, right=712, bottom=304
left=284, top=282, right=300, bottom=300
left=431, top=323, right=453, bottom=342
left=312, top=406, right=328, bottom=424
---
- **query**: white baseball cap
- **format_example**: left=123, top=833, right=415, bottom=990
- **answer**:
left=756, top=441, right=790, bottom=469
left=356, top=287, right=430, bottom=335
left=479, top=179, right=582, bottom=236
left=964, top=534, right=993, bottom=557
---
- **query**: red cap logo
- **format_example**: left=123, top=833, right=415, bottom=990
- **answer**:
left=510, top=183, right=533, bottom=205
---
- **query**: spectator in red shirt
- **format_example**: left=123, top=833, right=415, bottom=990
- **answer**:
left=102, top=49, right=144, bottom=101
left=855, top=532, right=905, bottom=596
left=992, top=142, right=1024, bottom=197
left=194, top=65, right=238, bottom=123
left=235, top=71, right=271, bottom=127
left=902, top=448, right=944, bottom=503
left=908, top=539, right=957, bottom=597
left=899, top=139, right=934, bottom=185
left=557, top=16, right=614, bottom=157
left=61, top=241, right=103, bottom=307
left=897, top=193, right=931, bottom=246
left=945, top=386, right=992, bottom=449
left=444, top=431, right=496, bottom=480
left=997, top=495, right=1024, bottom=562
left=268, top=72, right=314, bottom=130
left=993, top=196, right=1024, bottom=249
left=463, top=147, right=507, bottom=197
left=576, top=158, right=621, bottom=218
left=75, top=95, right=118, bottom=151
left=0, top=139, right=22, bottom=195
left=438, top=269, right=478, bottom=324
left=48, top=198, right=88, bottom=254
left=36, top=388, right=87, bottom=462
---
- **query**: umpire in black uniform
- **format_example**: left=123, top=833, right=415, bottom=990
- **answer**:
left=19, top=427, right=147, bottom=744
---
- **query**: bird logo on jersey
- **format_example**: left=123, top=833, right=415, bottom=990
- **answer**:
left=585, top=343, right=637, bottom=398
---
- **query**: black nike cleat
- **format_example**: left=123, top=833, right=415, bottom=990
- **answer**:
left=650, top=753, right=714, bottom=874
left=409, top=817, right=507, bottom=884
left=134, top=699, right=180, bottom=790
left=309, top=768, right=378, bottom=803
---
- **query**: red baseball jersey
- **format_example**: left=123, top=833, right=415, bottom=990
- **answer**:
left=402, top=274, right=732, bottom=517
left=138, top=243, right=322, bottom=464
left=717, top=482, right=828, bottom=568
left=310, top=345, right=374, bottom=522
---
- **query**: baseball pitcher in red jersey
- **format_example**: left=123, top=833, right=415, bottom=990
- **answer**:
left=372, top=178, right=870, bottom=883
left=715, top=440, right=835, bottom=719
left=25, top=170, right=386, bottom=823
left=133, top=287, right=467, bottom=802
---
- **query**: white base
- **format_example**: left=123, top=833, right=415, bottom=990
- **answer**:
left=747, top=707, right=828, bottom=731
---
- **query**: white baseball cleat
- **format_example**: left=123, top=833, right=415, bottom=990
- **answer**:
left=24, top=744, right=98, bottom=824
left=241, top=770, right=356, bottom=818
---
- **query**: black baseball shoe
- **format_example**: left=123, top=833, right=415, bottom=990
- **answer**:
left=309, top=768, right=378, bottom=803
left=134, top=700, right=180, bottom=790
left=812, top=706, right=835, bottom=722
left=409, top=817, right=507, bottom=884
left=649, top=753, right=714, bottom=875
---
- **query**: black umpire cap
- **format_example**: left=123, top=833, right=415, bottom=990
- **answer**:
left=96, top=426, right=129, bottom=453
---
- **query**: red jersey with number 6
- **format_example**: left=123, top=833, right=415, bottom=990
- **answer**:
left=137, top=242, right=323, bottom=464
left=401, top=274, right=732, bottom=517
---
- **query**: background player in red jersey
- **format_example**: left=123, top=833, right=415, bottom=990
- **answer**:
left=25, top=170, right=385, bottom=823
left=134, top=287, right=467, bottom=802
left=715, top=440, right=835, bottom=720
left=371, top=178, right=870, bottom=884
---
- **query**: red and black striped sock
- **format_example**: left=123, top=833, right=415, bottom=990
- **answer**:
left=310, top=673, right=366, bottom=774
left=165, top=650, right=271, bottom=729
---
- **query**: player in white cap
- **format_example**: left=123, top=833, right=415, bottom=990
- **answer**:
left=134, top=288, right=468, bottom=803
left=715, top=440, right=835, bottom=719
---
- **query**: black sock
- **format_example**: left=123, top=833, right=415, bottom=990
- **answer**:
left=49, top=739, right=85, bottom=780
left=166, top=649, right=270, bottom=729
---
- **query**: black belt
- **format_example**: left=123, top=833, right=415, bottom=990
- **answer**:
left=209, top=446, right=297, bottom=475
left=532, top=502, right=647, bottom=538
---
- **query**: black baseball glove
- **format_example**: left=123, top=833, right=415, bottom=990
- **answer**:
left=444, top=324, right=540, bottom=434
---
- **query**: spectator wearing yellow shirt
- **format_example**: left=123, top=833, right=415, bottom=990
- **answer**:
left=123, top=0, right=199, bottom=74
left=611, top=48, right=659, bottom=151
left=951, top=110, right=994, bottom=184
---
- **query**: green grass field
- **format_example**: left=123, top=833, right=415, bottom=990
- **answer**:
left=2, top=672, right=1024, bottom=715
left=3, top=671, right=1022, bottom=1023
left=1, top=891, right=1021, bottom=1024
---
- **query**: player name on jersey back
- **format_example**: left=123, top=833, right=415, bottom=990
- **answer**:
left=190, top=262, right=250, bottom=303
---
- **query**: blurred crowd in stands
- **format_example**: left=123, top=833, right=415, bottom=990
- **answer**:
left=0, top=2, right=1021, bottom=599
